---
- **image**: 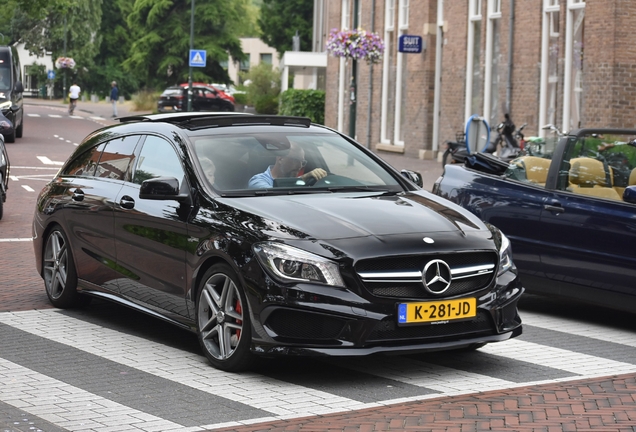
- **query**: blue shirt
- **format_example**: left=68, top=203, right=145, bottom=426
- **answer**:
left=110, top=86, right=118, bottom=101
left=248, top=166, right=274, bottom=188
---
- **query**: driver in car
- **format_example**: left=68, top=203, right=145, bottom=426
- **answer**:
left=248, top=142, right=327, bottom=188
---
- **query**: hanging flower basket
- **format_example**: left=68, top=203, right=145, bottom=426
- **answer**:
left=326, top=28, right=385, bottom=64
left=55, top=57, right=76, bottom=69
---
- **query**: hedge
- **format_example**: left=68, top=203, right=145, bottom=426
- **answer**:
left=278, top=89, right=325, bottom=125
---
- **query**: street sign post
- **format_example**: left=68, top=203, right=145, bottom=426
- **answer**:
left=189, top=49, right=206, bottom=67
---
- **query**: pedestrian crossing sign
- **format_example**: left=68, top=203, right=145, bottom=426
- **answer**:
left=189, top=49, right=207, bottom=67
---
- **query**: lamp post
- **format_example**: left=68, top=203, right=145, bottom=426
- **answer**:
left=187, top=0, right=195, bottom=112
left=348, top=0, right=360, bottom=139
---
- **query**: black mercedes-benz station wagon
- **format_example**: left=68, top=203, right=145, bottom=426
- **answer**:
left=33, top=113, right=523, bottom=371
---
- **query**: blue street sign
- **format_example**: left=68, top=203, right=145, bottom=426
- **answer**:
left=398, top=35, right=423, bottom=53
left=47, top=70, right=56, bottom=80
left=189, top=49, right=207, bottom=67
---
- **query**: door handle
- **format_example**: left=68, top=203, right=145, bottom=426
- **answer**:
left=119, top=195, right=135, bottom=210
left=544, top=203, right=564, bottom=213
left=71, top=188, right=84, bottom=201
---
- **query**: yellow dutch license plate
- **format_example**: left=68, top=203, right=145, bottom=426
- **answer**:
left=397, top=298, right=476, bottom=325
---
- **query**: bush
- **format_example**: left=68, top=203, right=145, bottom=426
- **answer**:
left=240, top=63, right=281, bottom=114
left=233, top=92, right=248, bottom=105
left=131, top=89, right=160, bottom=112
left=279, top=89, right=326, bottom=124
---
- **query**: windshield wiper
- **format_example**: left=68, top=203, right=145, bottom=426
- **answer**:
left=322, top=186, right=400, bottom=194
left=220, top=188, right=330, bottom=197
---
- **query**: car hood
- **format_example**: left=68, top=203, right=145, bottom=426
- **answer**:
left=218, top=191, right=487, bottom=241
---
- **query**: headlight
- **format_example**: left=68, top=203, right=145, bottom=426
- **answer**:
left=498, top=232, right=514, bottom=275
left=0, top=100, right=11, bottom=110
left=253, top=242, right=345, bottom=287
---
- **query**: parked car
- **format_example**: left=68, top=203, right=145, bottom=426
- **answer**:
left=178, top=82, right=235, bottom=103
left=33, top=112, right=523, bottom=372
left=433, top=128, right=636, bottom=313
left=157, top=85, right=234, bottom=113
left=0, top=122, right=11, bottom=220
left=0, top=45, right=24, bottom=143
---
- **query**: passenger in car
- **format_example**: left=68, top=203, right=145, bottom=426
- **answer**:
left=248, top=142, right=327, bottom=188
left=199, top=157, right=216, bottom=185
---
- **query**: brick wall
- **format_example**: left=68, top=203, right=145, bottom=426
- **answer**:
left=323, top=0, right=636, bottom=159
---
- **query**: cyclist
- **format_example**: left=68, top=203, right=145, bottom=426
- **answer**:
left=68, top=82, right=81, bottom=115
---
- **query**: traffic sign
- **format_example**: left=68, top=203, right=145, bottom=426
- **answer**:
left=189, top=50, right=207, bottom=67
left=47, top=70, right=56, bottom=80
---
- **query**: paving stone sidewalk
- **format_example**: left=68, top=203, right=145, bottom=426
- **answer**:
left=213, top=373, right=636, bottom=431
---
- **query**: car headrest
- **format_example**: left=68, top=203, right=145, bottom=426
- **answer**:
left=569, top=157, right=609, bottom=187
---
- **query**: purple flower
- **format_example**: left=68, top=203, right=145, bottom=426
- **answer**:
left=326, top=28, right=385, bottom=64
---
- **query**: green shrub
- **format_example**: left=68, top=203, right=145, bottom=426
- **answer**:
left=241, top=63, right=281, bottom=114
left=233, top=92, right=248, bottom=105
left=131, top=89, right=160, bottom=111
left=279, top=89, right=325, bottom=124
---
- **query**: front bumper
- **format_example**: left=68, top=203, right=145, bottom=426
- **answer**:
left=246, top=268, right=524, bottom=357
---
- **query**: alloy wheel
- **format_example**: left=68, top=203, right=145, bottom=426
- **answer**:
left=44, top=230, right=69, bottom=300
left=197, top=272, right=245, bottom=361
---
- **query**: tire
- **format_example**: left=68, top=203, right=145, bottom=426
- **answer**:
left=196, top=263, right=254, bottom=372
left=43, top=226, right=88, bottom=308
left=4, top=129, right=15, bottom=143
left=15, top=118, right=22, bottom=138
left=0, top=192, right=3, bottom=221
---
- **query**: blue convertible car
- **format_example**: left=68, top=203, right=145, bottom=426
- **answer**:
left=433, top=128, right=636, bottom=312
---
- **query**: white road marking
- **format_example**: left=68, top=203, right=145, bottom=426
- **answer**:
left=36, top=156, right=64, bottom=166
left=0, top=358, right=199, bottom=432
left=90, top=116, right=105, bottom=120
left=0, top=238, right=33, bottom=242
left=27, top=113, right=41, bottom=117
left=21, top=185, right=35, bottom=192
left=49, top=114, right=62, bottom=118
left=9, top=175, right=18, bottom=181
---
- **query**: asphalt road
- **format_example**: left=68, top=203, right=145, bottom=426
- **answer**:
left=1, top=100, right=635, bottom=432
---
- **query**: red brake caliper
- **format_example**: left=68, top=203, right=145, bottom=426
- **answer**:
left=235, top=300, right=242, bottom=339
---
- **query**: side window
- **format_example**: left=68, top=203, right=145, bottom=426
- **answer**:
left=133, top=136, right=186, bottom=186
left=62, top=143, right=106, bottom=177
left=503, top=154, right=553, bottom=188
left=557, top=134, right=636, bottom=202
left=95, top=135, right=139, bottom=180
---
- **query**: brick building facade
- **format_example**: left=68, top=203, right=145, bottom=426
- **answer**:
left=319, top=0, right=636, bottom=161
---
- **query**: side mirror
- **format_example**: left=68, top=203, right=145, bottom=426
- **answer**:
left=14, top=81, right=24, bottom=93
left=400, top=169, right=423, bottom=188
left=623, top=185, right=636, bottom=204
left=139, top=176, right=189, bottom=203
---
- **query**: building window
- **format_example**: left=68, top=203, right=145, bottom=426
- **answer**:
left=381, top=0, right=396, bottom=144
left=465, top=0, right=483, bottom=121
left=240, top=54, right=251, bottom=71
left=483, top=0, right=502, bottom=127
left=539, top=0, right=561, bottom=136
left=260, top=53, right=272, bottom=65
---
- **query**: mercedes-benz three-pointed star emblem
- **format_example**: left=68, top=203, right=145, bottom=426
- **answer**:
left=422, top=259, right=452, bottom=294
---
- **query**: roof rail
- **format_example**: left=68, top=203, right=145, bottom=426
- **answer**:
left=181, top=115, right=312, bottom=130
left=117, top=112, right=250, bottom=124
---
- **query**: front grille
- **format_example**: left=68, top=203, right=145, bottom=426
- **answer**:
left=265, top=309, right=346, bottom=340
left=367, top=310, right=494, bottom=342
left=355, top=252, right=497, bottom=300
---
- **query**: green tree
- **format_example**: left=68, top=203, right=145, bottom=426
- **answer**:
left=123, top=0, right=248, bottom=90
left=241, top=62, right=280, bottom=114
left=81, top=0, right=137, bottom=98
left=11, top=0, right=102, bottom=95
left=258, top=0, right=313, bottom=56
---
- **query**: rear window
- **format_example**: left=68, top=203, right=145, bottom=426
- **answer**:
left=161, top=88, right=183, bottom=97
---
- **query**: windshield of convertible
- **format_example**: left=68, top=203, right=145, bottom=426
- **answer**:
left=191, top=132, right=403, bottom=195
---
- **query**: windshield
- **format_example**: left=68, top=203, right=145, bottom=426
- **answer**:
left=191, top=131, right=403, bottom=195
